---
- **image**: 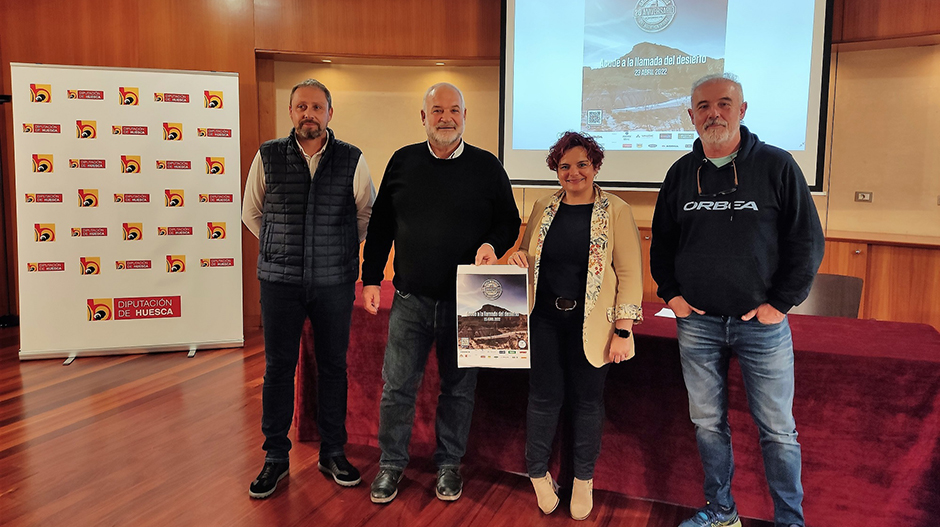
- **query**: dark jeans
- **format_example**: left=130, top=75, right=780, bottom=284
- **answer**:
left=259, top=280, right=355, bottom=463
left=377, top=290, right=478, bottom=470
left=676, top=312, right=803, bottom=527
left=526, top=308, right=610, bottom=481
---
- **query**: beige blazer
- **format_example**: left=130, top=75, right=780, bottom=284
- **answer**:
left=518, top=186, right=644, bottom=367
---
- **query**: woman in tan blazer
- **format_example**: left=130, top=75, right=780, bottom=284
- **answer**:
left=508, top=131, right=643, bottom=520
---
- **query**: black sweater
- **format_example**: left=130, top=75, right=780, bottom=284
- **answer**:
left=649, top=126, right=824, bottom=316
left=361, top=142, right=521, bottom=300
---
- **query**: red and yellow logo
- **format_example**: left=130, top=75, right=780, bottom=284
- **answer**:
left=76, top=120, right=97, bottom=139
left=163, top=122, right=183, bottom=141
left=32, top=154, right=54, bottom=173
left=116, top=260, right=152, bottom=270
left=166, top=255, right=186, bottom=273
left=164, top=189, right=185, bottom=207
left=121, top=155, right=141, bottom=173
left=80, top=257, right=101, bottom=275
left=27, top=262, right=65, bottom=272
left=118, top=87, right=139, bottom=106
left=23, top=123, right=61, bottom=134
left=204, top=90, right=223, bottom=109
left=200, top=258, right=235, bottom=267
left=78, top=189, right=99, bottom=207
left=207, top=222, right=226, bottom=240
left=34, top=223, right=56, bottom=242
left=87, top=298, right=113, bottom=321
left=205, top=157, right=225, bottom=174
left=122, top=223, right=143, bottom=241
left=30, top=84, right=52, bottom=103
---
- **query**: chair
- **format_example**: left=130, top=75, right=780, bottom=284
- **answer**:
left=789, top=273, right=864, bottom=318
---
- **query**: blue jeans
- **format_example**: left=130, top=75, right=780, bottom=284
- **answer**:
left=259, top=280, right=355, bottom=463
left=676, top=312, right=804, bottom=527
left=377, top=290, right=478, bottom=470
left=526, top=309, right=610, bottom=481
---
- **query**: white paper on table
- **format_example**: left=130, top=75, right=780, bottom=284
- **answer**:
left=456, top=264, right=530, bottom=369
left=655, top=307, right=676, bottom=318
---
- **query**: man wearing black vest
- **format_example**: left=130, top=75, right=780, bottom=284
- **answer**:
left=361, top=82, right=521, bottom=504
left=242, top=79, right=376, bottom=499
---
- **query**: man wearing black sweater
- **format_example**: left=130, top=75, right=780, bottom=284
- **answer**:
left=361, top=83, right=521, bottom=504
left=650, top=74, right=823, bottom=527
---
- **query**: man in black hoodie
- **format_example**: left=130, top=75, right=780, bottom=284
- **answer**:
left=650, top=74, right=823, bottom=527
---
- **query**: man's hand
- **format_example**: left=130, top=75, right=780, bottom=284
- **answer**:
left=507, top=251, right=528, bottom=268
left=475, top=243, right=497, bottom=265
left=363, top=285, right=381, bottom=315
left=667, top=295, right=705, bottom=318
left=741, top=303, right=785, bottom=324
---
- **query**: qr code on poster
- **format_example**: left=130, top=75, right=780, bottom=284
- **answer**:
left=587, top=109, right=602, bottom=125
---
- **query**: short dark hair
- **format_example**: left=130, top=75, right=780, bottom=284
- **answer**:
left=290, top=79, right=332, bottom=109
left=546, top=131, right=605, bottom=171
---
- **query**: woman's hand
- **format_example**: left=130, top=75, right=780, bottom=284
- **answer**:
left=609, top=319, right=635, bottom=363
left=507, top=251, right=529, bottom=268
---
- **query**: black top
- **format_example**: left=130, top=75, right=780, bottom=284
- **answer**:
left=361, top=142, right=521, bottom=300
left=536, top=202, right=592, bottom=305
left=649, top=125, right=825, bottom=316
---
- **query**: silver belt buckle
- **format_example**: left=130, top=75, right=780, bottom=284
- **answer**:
left=555, top=297, right=577, bottom=311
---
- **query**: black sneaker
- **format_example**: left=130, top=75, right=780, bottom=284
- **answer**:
left=248, top=461, right=289, bottom=499
left=435, top=466, right=462, bottom=501
left=370, top=468, right=403, bottom=504
left=318, top=454, right=362, bottom=487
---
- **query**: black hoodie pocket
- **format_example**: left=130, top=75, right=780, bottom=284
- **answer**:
left=675, top=253, right=767, bottom=315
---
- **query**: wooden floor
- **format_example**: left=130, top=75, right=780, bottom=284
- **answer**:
left=0, top=326, right=772, bottom=527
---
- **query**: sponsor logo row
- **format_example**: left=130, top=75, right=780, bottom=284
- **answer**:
left=24, top=121, right=232, bottom=140
left=26, top=189, right=234, bottom=206
left=29, top=155, right=225, bottom=174
left=33, top=222, right=228, bottom=241
left=29, top=256, right=235, bottom=274
left=29, top=84, right=223, bottom=108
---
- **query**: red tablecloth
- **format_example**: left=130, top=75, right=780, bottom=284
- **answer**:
left=296, top=282, right=940, bottom=526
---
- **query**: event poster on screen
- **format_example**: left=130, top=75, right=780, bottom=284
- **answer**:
left=581, top=0, right=727, bottom=150
left=456, top=265, right=530, bottom=369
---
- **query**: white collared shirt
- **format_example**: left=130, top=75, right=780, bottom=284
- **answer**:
left=427, top=139, right=465, bottom=159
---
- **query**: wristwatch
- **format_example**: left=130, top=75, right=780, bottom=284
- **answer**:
left=613, top=328, right=631, bottom=339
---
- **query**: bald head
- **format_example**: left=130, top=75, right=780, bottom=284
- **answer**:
left=421, top=83, right=467, bottom=155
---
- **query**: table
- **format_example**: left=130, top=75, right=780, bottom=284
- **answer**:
left=296, top=282, right=940, bottom=526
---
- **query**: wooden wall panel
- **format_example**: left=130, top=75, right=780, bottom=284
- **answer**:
left=253, top=0, right=502, bottom=59
left=638, top=228, right=658, bottom=303
left=818, top=240, right=869, bottom=316
left=839, top=0, right=940, bottom=42
left=866, top=245, right=940, bottom=330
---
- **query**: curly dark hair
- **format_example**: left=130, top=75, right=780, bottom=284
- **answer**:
left=546, top=131, right=604, bottom=171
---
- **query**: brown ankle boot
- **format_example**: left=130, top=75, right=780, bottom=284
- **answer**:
left=529, top=473, right=559, bottom=514
left=570, top=478, right=593, bottom=520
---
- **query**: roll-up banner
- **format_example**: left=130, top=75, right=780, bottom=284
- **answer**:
left=10, top=63, right=243, bottom=360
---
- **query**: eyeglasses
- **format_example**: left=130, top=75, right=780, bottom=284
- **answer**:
left=697, top=159, right=738, bottom=197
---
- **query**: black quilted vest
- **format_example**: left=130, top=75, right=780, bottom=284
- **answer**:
left=257, top=128, right=361, bottom=289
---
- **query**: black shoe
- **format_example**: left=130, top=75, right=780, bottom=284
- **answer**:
left=318, top=454, right=362, bottom=487
left=435, top=466, right=462, bottom=501
left=248, top=461, right=289, bottom=499
left=370, top=468, right=403, bottom=504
